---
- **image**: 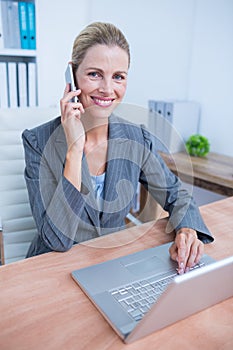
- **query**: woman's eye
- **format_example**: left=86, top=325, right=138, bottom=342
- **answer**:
left=88, top=72, right=100, bottom=78
left=114, top=74, right=124, bottom=81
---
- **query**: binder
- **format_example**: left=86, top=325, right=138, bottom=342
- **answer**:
left=154, top=101, right=166, bottom=151
left=18, top=1, right=29, bottom=49
left=17, top=62, right=27, bottom=107
left=148, top=100, right=156, bottom=137
left=147, top=100, right=166, bottom=152
left=0, top=2, right=4, bottom=49
left=164, top=102, right=174, bottom=124
left=148, top=100, right=200, bottom=153
left=27, top=2, right=36, bottom=49
left=0, top=62, right=8, bottom=108
left=163, top=101, right=200, bottom=153
left=154, top=101, right=165, bottom=116
left=7, top=62, right=18, bottom=107
left=1, top=0, right=11, bottom=48
left=162, top=102, right=174, bottom=152
left=28, top=61, right=37, bottom=106
left=8, top=1, right=21, bottom=48
left=148, top=100, right=156, bottom=113
left=1, top=1, right=21, bottom=49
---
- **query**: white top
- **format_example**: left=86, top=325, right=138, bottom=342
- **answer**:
left=91, top=172, right=106, bottom=211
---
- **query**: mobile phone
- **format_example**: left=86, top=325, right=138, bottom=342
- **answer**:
left=65, top=63, right=79, bottom=102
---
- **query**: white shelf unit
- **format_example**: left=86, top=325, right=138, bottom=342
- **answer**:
left=0, top=48, right=36, bottom=57
left=0, top=0, right=37, bottom=108
left=0, top=54, right=38, bottom=107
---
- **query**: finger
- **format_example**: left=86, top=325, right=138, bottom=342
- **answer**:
left=63, top=83, right=71, bottom=95
left=169, top=242, right=184, bottom=275
left=60, top=98, right=73, bottom=120
left=65, top=90, right=81, bottom=104
left=194, top=242, right=204, bottom=264
left=72, top=101, right=85, bottom=114
left=62, top=85, right=81, bottom=101
left=177, top=234, right=187, bottom=273
left=60, top=99, right=84, bottom=121
left=169, top=243, right=178, bottom=262
left=185, top=243, right=198, bottom=272
left=74, top=109, right=82, bottom=120
left=183, top=238, right=204, bottom=272
left=62, top=108, right=81, bottom=124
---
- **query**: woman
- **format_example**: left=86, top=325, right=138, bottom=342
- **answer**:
left=22, top=22, right=213, bottom=274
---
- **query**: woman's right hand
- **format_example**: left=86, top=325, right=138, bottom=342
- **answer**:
left=60, top=84, right=85, bottom=153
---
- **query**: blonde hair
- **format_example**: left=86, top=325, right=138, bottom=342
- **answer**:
left=72, top=22, right=130, bottom=71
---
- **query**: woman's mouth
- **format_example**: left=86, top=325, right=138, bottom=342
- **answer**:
left=91, top=97, right=114, bottom=107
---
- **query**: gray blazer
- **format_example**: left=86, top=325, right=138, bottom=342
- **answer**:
left=22, top=114, right=213, bottom=257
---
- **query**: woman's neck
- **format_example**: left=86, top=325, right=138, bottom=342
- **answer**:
left=82, top=115, right=109, bottom=144
left=82, top=116, right=109, bottom=176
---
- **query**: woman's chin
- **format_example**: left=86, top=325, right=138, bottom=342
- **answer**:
left=83, top=105, right=116, bottom=120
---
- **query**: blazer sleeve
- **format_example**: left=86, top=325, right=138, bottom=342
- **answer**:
left=139, top=127, right=214, bottom=244
left=22, top=128, right=89, bottom=252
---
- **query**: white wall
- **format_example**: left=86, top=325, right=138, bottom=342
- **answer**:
left=88, top=0, right=196, bottom=103
left=188, top=0, right=233, bottom=156
left=36, top=0, right=90, bottom=109
left=36, top=0, right=233, bottom=156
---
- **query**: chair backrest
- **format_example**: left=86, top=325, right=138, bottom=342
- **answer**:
left=0, top=107, right=59, bottom=264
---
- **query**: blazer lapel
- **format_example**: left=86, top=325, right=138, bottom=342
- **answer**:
left=53, top=123, right=101, bottom=232
left=101, top=115, right=134, bottom=226
left=81, top=155, right=101, bottom=232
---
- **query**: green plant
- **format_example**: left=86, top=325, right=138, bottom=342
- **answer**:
left=185, top=134, right=210, bottom=157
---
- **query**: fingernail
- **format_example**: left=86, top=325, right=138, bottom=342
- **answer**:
left=178, top=268, right=184, bottom=275
left=185, top=267, right=190, bottom=273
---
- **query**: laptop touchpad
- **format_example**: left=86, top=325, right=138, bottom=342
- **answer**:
left=123, top=256, right=166, bottom=275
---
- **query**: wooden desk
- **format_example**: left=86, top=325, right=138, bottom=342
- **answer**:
left=0, top=198, right=233, bottom=350
left=161, top=151, right=233, bottom=196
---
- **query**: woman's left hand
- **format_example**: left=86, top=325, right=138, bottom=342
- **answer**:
left=169, top=228, right=204, bottom=274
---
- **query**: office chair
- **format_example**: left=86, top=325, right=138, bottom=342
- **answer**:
left=0, top=107, right=59, bottom=264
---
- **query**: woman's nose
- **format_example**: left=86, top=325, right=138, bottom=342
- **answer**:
left=98, top=78, right=113, bottom=95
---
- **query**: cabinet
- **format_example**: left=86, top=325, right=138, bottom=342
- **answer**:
left=0, top=0, right=37, bottom=107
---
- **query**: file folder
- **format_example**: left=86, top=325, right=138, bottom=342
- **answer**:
left=154, top=101, right=165, bottom=116
left=18, top=1, right=29, bottom=49
left=164, top=102, right=173, bottom=124
left=148, top=99, right=156, bottom=113
left=1, top=0, right=21, bottom=49
left=28, top=62, right=37, bottom=106
left=164, top=101, right=200, bottom=153
left=0, top=2, right=4, bottom=49
left=17, top=62, right=27, bottom=107
left=0, top=62, right=8, bottom=108
left=148, top=100, right=166, bottom=152
left=154, top=101, right=167, bottom=152
left=8, top=1, right=21, bottom=48
left=148, top=100, right=156, bottom=139
left=148, top=100, right=200, bottom=153
left=27, top=2, right=36, bottom=49
left=162, top=102, right=174, bottom=152
left=7, top=62, right=18, bottom=107
left=1, top=1, right=12, bottom=48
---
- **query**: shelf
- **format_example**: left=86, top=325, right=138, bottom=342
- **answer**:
left=0, top=49, right=36, bottom=57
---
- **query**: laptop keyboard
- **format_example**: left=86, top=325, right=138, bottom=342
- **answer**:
left=110, top=263, right=205, bottom=322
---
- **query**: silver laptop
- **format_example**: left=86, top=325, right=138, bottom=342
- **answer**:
left=71, top=242, right=233, bottom=343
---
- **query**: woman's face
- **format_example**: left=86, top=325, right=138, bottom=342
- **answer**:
left=75, top=44, right=129, bottom=119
